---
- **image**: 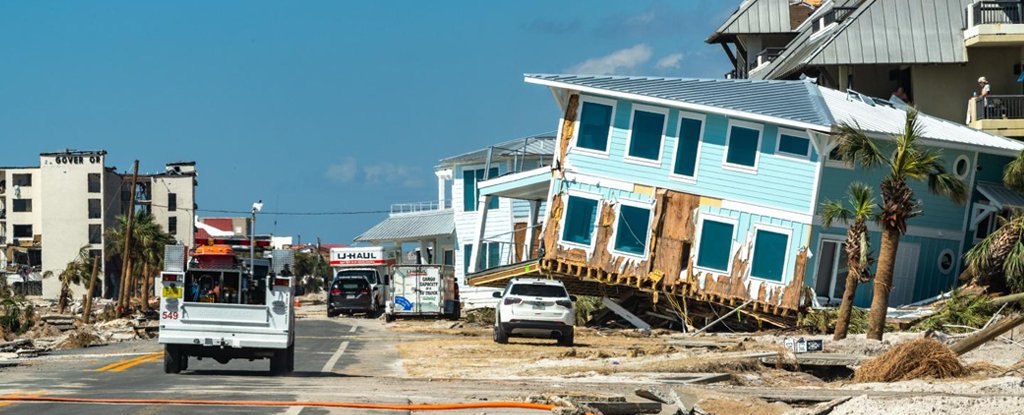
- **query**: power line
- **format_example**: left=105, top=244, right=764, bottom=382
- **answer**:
left=145, top=202, right=389, bottom=216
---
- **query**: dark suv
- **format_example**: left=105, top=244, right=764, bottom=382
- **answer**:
left=327, top=276, right=374, bottom=317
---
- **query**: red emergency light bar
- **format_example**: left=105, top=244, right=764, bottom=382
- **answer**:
left=194, top=237, right=272, bottom=247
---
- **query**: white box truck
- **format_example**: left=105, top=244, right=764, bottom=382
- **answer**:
left=158, top=242, right=295, bottom=375
left=384, top=264, right=459, bottom=322
left=328, top=246, right=400, bottom=317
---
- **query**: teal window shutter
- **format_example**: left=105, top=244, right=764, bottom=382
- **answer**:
left=578, top=102, right=613, bottom=151
left=487, top=242, right=501, bottom=268
left=751, top=229, right=788, bottom=281
left=673, top=117, right=702, bottom=176
left=562, top=196, right=599, bottom=245
left=726, top=126, right=760, bottom=167
left=463, top=169, right=477, bottom=212
left=778, top=134, right=810, bottom=157
left=486, top=168, right=499, bottom=209
left=614, top=205, right=651, bottom=255
left=463, top=244, right=473, bottom=274
left=696, top=220, right=734, bottom=272
left=627, top=110, right=665, bottom=160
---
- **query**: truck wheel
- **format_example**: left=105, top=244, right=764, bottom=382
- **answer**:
left=494, top=322, right=508, bottom=344
left=558, top=328, right=574, bottom=347
left=180, top=353, right=189, bottom=371
left=286, top=344, right=295, bottom=373
left=270, top=348, right=290, bottom=375
left=447, top=302, right=461, bottom=321
left=163, top=345, right=182, bottom=374
left=385, top=312, right=395, bottom=323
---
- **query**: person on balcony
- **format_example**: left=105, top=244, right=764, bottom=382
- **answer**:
left=978, top=76, right=991, bottom=98
left=975, top=76, right=995, bottom=121
left=889, top=86, right=910, bottom=109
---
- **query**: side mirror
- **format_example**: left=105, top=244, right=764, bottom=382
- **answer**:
left=570, top=295, right=578, bottom=302
left=492, top=291, right=502, bottom=298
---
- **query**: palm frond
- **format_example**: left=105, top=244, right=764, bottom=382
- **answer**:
left=847, top=182, right=877, bottom=219
left=1005, top=150, right=1024, bottom=193
left=834, top=122, right=886, bottom=169
left=928, top=169, right=968, bottom=205
left=820, top=200, right=852, bottom=228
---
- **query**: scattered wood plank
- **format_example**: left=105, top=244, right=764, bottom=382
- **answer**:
left=601, top=297, right=652, bottom=330
left=581, top=401, right=662, bottom=415
left=950, top=313, right=1024, bottom=356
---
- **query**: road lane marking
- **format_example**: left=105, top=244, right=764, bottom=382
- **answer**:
left=349, top=324, right=358, bottom=333
left=283, top=405, right=304, bottom=415
left=94, top=352, right=163, bottom=372
left=320, top=341, right=349, bottom=373
left=109, top=353, right=164, bottom=372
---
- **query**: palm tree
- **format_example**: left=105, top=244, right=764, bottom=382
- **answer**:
left=53, top=246, right=93, bottom=314
left=963, top=149, right=1024, bottom=292
left=105, top=212, right=174, bottom=311
left=833, top=110, right=966, bottom=340
left=820, top=183, right=877, bottom=340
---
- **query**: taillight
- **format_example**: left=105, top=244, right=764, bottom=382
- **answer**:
left=162, top=273, right=179, bottom=282
left=503, top=297, right=522, bottom=305
left=359, top=288, right=370, bottom=295
left=273, top=277, right=291, bottom=287
left=329, top=289, right=342, bottom=295
left=556, top=299, right=572, bottom=308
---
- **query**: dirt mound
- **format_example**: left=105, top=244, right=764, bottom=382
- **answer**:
left=854, top=337, right=968, bottom=382
left=463, top=308, right=495, bottom=326
left=53, top=329, right=102, bottom=350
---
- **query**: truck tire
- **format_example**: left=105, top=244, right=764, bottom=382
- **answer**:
left=286, top=344, right=295, bottom=373
left=270, top=348, right=290, bottom=375
left=494, top=322, right=509, bottom=344
left=447, top=302, right=461, bottom=321
left=385, top=312, right=395, bottom=323
left=558, top=328, right=574, bottom=347
left=163, top=345, right=182, bottom=374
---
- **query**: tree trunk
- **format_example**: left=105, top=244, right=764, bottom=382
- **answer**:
left=867, top=226, right=901, bottom=340
left=832, top=267, right=861, bottom=340
left=141, top=263, right=151, bottom=311
left=58, top=281, right=69, bottom=314
left=119, top=258, right=132, bottom=310
left=82, top=257, right=99, bottom=324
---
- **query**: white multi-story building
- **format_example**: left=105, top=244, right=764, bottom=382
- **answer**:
left=0, top=150, right=197, bottom=299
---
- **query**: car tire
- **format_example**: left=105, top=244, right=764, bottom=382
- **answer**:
left=180, top=353, right=189, bottom=371
left=270, top=348, right=290, bottom=375
left=558, top=328, right=574, bottom=347
left=494, top=322, right=509, bottom=344
left=163, top=345, right=182, bottom=374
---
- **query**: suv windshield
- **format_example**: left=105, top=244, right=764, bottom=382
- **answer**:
left=336, top=270, right=378, bottom=284
left=509, top=284, right=567, bottom=298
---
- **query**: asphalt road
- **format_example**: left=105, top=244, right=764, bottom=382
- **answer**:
left=0, top=317, right=559, bottom=415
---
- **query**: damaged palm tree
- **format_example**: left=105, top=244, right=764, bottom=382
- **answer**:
left=833, top=110, right=966, bottom=340
left=820, top=182, right=877, bottom=340
left=53, top=246, right=93, bottom=314
left=963, top=149, right=1024, bottom=293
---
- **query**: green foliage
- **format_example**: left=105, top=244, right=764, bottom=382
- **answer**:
left=801, top=307, right=869, bottom=334
left=1005, top=149, right=1024, bottom=193
left=575, top=296, right=601, bottom=325
left=0, top=297, right=33, bottom=335
left=913, top=290, right=996, bottom=333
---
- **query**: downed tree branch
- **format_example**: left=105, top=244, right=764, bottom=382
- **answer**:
left=950, top=313, right=1024, bottom=356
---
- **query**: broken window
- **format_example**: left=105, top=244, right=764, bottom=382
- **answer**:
left=725, top=123, right=761, bottom=169
left=627, top=108, right=665, bottom=161
left=696, top=219, right=734, bottom=273
left=89, top=224, right=102, bottom=244
left=12, top=199, right=31, bottom=212
left=577, top=101, right=613, bottom=152
left=88, top=199, right=101, bottom=219
left=673, top=116, right=702, bottom=177
left=88, top=173, right=101, bottom=193
left=12, top=174, right=31, bottom=187
left=613, top=204, right=651, bottom=256
left=750, top=228, right=789, bottom=281
left=168, top=216, right=177, bottom=235
left=561, top=196, right=599, bottom=246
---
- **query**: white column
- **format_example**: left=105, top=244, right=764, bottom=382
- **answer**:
left=524, top=200, right=541, bottom=261
left=467, top=195, right=492, bottom=274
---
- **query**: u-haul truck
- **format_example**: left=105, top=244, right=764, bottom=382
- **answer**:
left=328, top=246, right=400, bottom=316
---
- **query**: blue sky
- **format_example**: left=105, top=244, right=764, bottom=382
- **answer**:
left=0, top=1, right=738, bottom=243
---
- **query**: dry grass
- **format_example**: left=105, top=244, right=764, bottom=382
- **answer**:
left=853, top=338, right=969, bottom=382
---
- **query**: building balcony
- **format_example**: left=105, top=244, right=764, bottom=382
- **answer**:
left=965, top=1, right=1024, bottom=47
left=968, top=95, right=1024, bottom=137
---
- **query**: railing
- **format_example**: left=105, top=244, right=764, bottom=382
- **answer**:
left=390, top=200, right=451, bottom=215
left=812, top=6, right=857, bottom=33
left=749, top=48, right=786, bottom=71
left=480, top=135, right=553, bottom=181
left=971, top=95, right=1024, bottom=121
left=968, top=1, right=1024, bottom=25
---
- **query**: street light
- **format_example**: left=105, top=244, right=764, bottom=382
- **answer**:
left=251, top=200, right=263, bottom=270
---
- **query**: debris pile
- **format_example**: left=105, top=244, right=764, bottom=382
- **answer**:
left=853, top=338, right=969, bottom=382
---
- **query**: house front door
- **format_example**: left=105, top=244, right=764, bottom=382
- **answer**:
left=889, top=243, right=920, bottom=306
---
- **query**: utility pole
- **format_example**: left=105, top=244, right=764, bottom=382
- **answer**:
left=316, top=237, right=324, bottom=291
left=118, top=161, right=139, bottom=312
left=82, top=256, right=99, bottom=324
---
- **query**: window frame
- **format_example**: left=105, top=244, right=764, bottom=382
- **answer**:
left=748, top=224, right=793, bottom=282
left=609, top=199, right=655, bottom=259
left=775, top=128, right=813, bottom=160
left=693, top=214, right=738, bottom=275
left=88, top=198, right=101, bottom=219
left=461, top=165, right=501, bottom=212
left=721, top=120, right=764, bottom=173
left=954, top=155, right=971, bottom=180
left=168, top=216, right=178, bottom=236
left=623, top=103, right=669, bottom=167
left=12, top=174, right=31, bottom=187
left=669, top=111, right=706, bottom=183
left=88, top=224, right=102, bottom=244
left=824, top=143, right=855, bottom=170
left=168, top=192, right=177, bottom=212
left=12, top=199, right=31, bottom=213
left=937, top=248, right=956, bottom=274
left=12, top=224, right=33, bottom=238
left=558, top=191, right=602, bottom=250
left=570, top=95, right=617, bottom=158
left=87, top=173, right=102, bottom=193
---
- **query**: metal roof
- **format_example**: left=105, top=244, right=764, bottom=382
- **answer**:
left=353, top=210, right=455, bottom=243
left=525, top=74, right=834, bottom=128
left=976, top=182, right=1024, bottom=209
left=754, top=0, right=970, bottom=79
left=437, top=132, right=556, bottom=167
left=709, top=0, right=797, bottom=40
left=820, top=87, right=1024, bottom=155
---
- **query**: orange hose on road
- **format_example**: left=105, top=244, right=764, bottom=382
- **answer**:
left=0, top=395, right=592, bottom=413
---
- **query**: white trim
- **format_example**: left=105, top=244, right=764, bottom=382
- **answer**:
left=812, top=234, right=847, bottom=304
left=570, top=95, right=617, bottom=157
left=558, top=191, right=603, bottom=252
left=748, top=224, right=793, bottom=282
left=775, top=128, right=813, bottom=160
left=813, top=216, right=964, bottom=241
left=937, top=248, right=956, bottom=274
left=608, top=199, right=655, bottom=260
left=722, top=119, right=763, bottom=173
left=954, top=154, right=971, bottom=180
left=693, top=213, right=739, bottom=275
left=669, top=111, right=706, bottom=183
left=623, top=103, right=669, bottom=167
left=562, top=171, right=635, bottom=192
left=478, top=166, right=549, bottom=189
left=720, top=199, right=813, bottom=223
left=807, top=131, right=828, bottom=217
left=525, top=76, right=832, bottom=133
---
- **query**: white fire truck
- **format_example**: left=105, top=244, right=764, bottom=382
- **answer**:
left=158, top=238, right=295, bottom=375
